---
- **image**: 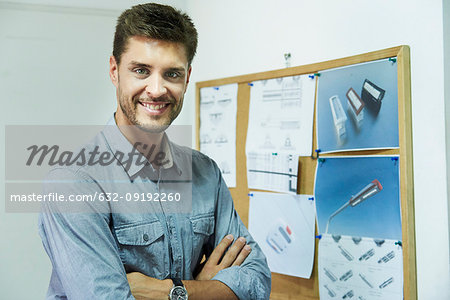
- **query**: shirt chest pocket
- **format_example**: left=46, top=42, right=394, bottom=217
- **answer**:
left=115, top=220, right=169, bottom=279
left=190, top=214, right=215, bottom=266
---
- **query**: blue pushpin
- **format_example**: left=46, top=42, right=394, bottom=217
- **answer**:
left=315, top=235, right=322, bottom=239
left=213, top=87, right=219, bottom=90
left=308, top=74, right=315, bottom=79
left=248, top=193, right=254, bottom=197
left=248, top=83, right=254, bottom=86
left=308, top=197, right=314, bottom=201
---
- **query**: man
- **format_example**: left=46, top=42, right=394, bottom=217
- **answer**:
left=38, top=3, right=271, bottom=299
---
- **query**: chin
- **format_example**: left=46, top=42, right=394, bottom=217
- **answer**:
left=137, top=122, right=171, bottom=133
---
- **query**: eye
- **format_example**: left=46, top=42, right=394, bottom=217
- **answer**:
left=134, top=68, right=149, bottom=76
left=166, top=71, right=181, bottom=79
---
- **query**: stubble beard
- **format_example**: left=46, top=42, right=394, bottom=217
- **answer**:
left=118, top=88, right=183, bottom=133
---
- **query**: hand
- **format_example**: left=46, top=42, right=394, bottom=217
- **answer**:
left=195, top=234, right=251, bottom=281
left=127, top=272, right=172, bottom=300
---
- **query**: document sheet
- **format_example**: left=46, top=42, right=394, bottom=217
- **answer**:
left=248, top=192, right=316, bottom=278
left=318, top=234, right=403, bottom=300
left=199, top=84, right=238, bottom=187
left=246, top=75, right=315, bottom=193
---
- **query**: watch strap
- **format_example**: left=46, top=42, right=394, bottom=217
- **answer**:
left=172, top=278, right=183, bottom=287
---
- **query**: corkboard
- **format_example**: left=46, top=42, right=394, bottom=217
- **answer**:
left=196, top=46, right=416, bottom=300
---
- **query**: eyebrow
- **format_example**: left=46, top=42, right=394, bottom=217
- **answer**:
left=128, top=61, right=186, bottom=72
left=129, top=61, right=151, bottom=68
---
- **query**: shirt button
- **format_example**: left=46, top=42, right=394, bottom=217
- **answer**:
left=143, top=233, right=149, bottom=242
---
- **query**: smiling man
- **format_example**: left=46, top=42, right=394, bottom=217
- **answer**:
left=38, top=3, right=271, bottom=300
left=112, top=37, right=188, bottom=130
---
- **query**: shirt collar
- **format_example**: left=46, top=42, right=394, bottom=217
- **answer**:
left=101, top=115, right=182, bottom=179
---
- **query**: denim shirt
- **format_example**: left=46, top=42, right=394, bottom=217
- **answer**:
left=38, top=120, right=271, bottom=300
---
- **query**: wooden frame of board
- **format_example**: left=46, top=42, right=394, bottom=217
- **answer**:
left=195, top=45, right=415, bottom=300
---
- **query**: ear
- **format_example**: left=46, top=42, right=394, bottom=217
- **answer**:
left=184, top=65, right=192, bottom=93
left=109, top=55, right=119, bottom=87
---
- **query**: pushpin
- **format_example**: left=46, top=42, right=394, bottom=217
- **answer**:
left=315, top=235, right=322, bottom=239
left=312, top=148, right=321, bottom=159
left=248, top=83, right=254, bottom=86
left=213, top=87, right=219, bottom=90
left=389, top=58, right=397, bottom=63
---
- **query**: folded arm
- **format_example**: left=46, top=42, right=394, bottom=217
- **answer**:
left=127, top=234, right=251, bottom=299
left=208, top=166, right=272, bottom=300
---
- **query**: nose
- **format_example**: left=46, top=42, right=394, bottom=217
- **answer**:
left=145, top=74, right=167, bottom=99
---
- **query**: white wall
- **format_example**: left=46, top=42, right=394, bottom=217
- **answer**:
left=444, top=0, right=450, bottom=254
left=186, top=0, right=450, bottom=299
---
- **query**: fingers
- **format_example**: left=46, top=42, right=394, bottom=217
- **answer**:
left=220, top=237, right=251, bottom=267
left=231, top=244, right=251, bottom=267
left=207, top=234, right=234, bottom=265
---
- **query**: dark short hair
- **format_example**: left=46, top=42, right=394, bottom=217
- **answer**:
left=113, top=3, right=198, bottom=65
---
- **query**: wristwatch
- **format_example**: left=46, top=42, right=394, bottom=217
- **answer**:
left=169, top=278, right=188, bottom=300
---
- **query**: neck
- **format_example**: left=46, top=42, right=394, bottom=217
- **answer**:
left=114, top=115, right=165, bottom=163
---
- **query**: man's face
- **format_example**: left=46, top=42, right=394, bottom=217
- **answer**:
left=110, top=36, right=191, bottom=132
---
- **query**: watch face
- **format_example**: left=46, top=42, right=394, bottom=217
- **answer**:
left=170, top=286, right=188, bottom=300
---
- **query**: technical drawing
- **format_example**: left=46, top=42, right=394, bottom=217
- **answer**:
left=359, top=248, right=375, bottom=261
left=199, top=134, right=212, bottom=145
left=323, top=284, right=336, bottom=297
left=220, top=161, right=231, bottom=175
left=214, top=134, right=228, bottom=144
left=339, top=270, right=353, bottom=282
left=209, top=112, right=223, bottom=125
left=379, top=277, right=394, bottom=289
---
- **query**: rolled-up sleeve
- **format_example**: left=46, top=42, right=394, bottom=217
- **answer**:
left=210, top=165, right=271, bottom=300
left=38, top=168, right=135, bottom=300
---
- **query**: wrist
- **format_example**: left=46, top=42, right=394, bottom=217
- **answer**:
left=140, top=278, right=172, bottom=297
left=161, top=279, right=173, bottom=294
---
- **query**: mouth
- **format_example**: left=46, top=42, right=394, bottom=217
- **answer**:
left=138, top=101, right=171, bottom=115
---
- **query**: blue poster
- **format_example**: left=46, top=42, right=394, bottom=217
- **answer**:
left=315, top=156, right=402, bottom=241
left=317, top=59, right=398, bottom=152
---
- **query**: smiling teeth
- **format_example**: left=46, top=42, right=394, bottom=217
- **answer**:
left=143, top=103, right=166, bottom=110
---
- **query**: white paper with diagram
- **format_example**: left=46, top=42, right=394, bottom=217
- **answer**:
left=318, top=234, right=403, bottom=300
left=199, top=83, right=238, bottom=187
left=245, top=75, right=316, bottom=193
